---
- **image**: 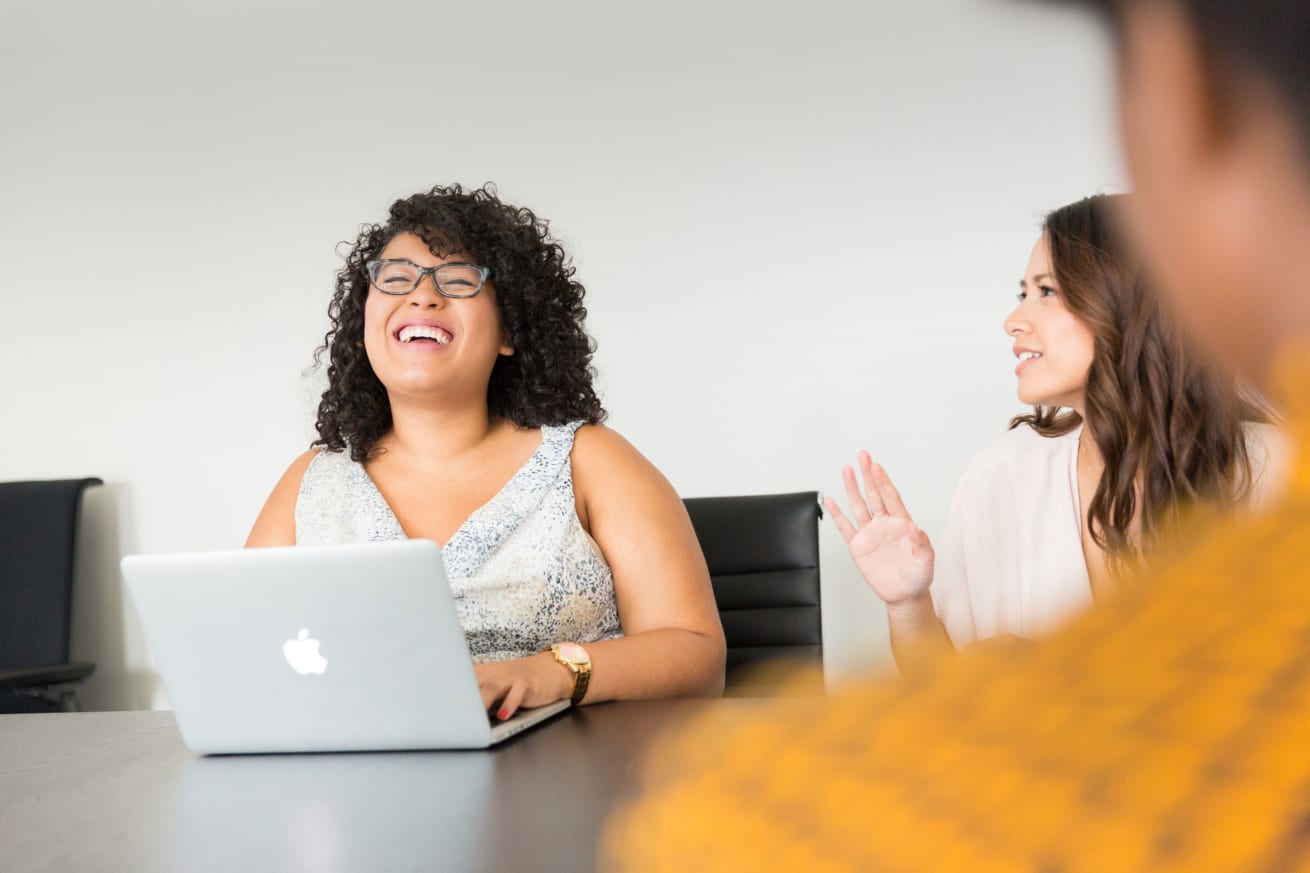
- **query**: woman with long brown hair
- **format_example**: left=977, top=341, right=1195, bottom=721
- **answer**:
left=828, top=193, right=1283, bottom=673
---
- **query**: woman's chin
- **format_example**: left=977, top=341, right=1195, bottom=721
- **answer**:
left=1016, top=389, right=1060, bottom=408
left=380, top=377, right=458, bottom=401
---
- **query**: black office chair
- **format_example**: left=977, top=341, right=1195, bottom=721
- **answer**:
left=683, top=491, right=824, bottom=696
left=0, top=478, right=102, bottom=712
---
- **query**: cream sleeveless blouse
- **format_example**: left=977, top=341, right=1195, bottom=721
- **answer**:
left=294, top=421, right=623, bottom=663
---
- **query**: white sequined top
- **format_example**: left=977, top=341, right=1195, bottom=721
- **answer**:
left=294, top=421, right=623, bottom=662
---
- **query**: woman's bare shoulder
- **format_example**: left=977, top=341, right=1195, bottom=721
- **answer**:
left=571, top=423, right=681, bottom=510
left=245, top=449, right=321, bottom=548
left=572, top=423, right=643, bottom=462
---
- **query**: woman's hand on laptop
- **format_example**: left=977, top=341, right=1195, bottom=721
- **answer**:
left=475, top=654, right=573, bottom=721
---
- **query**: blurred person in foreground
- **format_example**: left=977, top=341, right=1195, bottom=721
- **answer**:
left=603, top=1, right=1310, bottom=870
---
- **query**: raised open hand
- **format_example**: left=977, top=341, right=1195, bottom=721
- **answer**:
left=825, top=451, right=935, bottom=606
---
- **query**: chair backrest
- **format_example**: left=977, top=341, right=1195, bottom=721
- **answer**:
left=0, top=478, right=102, bottom=668
left=683, top=491, right=822, bottom=692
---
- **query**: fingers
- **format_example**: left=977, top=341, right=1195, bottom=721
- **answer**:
left=479, top=680, right=502, bottom=712
left=862, top=453, right=911, bottom=520
left=906, top=522, right=933, bottom=562
left=906, top=522, right=923, bottom=558
left=498, top=680, right=529, bottom=721
left=474, top=663, right=511, bottom=713
left=841, top=464, right=874, bottom=526
left=825, top=497, right=858, bottom=543
left=857, top=451, right=890, bottom=518
left=475, top=652, right=576, bottom=720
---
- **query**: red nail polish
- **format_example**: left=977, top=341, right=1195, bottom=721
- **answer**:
left=498, top=708, right=509, bottom=720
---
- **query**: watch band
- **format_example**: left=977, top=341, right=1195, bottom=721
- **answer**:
left=569, top=661, right=590, bottom=705
left=550, top=642, right=592, bottom=705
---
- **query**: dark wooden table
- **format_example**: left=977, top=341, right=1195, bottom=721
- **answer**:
left=0, top=699, right=752, bottom=872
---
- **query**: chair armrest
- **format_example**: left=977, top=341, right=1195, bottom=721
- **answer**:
left=0, top=661, right=96, bottom=689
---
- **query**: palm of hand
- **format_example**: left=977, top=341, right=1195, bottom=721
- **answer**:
left=828, top=454, right=936, bottom=607
left=847, top=515, right=935, bottom=604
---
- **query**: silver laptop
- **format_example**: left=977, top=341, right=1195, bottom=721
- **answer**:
left=122, top=539, right=570, bottom=754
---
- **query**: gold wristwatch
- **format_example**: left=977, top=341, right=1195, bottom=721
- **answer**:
left=550, top=642, right=592, bottom=704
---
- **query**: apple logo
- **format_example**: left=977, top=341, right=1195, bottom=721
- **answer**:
left=283, top=628, right=328, bottom=675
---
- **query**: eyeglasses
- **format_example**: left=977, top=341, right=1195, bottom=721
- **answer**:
left=365, top=259, right=491, bottom=298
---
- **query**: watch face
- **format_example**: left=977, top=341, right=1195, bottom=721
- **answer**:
left=557, top=641, right=590, bottom=666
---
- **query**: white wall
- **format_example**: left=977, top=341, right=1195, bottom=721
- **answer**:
left=0, top=0, right=1122, bottom=710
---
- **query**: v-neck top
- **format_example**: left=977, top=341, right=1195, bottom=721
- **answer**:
left=932, top=421, right=1287, bottom=647
left=293, top=421, right=623, bottom=663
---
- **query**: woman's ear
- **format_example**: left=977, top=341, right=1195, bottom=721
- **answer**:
left=499, top=330, right=515, bottom=357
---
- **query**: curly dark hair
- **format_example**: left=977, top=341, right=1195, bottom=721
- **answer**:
left=313, top=183, right=606, bottom=462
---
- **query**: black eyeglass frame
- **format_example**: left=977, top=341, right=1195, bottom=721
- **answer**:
left=364, top=259, right=492, bottom=298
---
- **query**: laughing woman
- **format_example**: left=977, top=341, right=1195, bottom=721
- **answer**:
left=247, top=184, right=725, bottom=717
left=829, top=194, right=1284, bottom=675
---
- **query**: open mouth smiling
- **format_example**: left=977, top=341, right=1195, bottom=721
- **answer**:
left=1014, top=347, right=1043, bottom=372
left=395, top=323, right=454, bottom=346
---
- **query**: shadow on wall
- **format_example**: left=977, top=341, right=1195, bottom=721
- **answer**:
left=69, top=482, right=160, bottom=711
